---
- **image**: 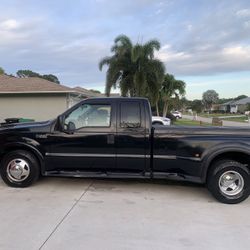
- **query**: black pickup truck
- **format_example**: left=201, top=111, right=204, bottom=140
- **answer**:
left=0, top=97, right=250, bottom=204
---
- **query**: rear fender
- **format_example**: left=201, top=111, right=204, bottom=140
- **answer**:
left=201, top=143, right=250, bottom=182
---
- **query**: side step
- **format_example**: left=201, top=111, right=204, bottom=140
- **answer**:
left=43, top=171, right=202, bottom=183
left=44, top=170, right=151, bottom=179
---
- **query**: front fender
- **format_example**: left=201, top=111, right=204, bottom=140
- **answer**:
left=1, top=140, right=45, bottom=174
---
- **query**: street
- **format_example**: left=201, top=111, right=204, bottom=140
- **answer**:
left=183, top=115, right=250, bottom=127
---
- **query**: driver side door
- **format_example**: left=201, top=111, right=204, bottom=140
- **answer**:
left=46, top=101, right=116, bottom=172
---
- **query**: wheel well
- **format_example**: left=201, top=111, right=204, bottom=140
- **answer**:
left=152, top=121, right=163, bottom=125
left=0, top=146, right=43, bottom=173
left=206, top=151, right=250, bottom=181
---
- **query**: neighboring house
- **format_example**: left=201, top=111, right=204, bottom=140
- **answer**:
left=219, top=97, right=250, bottom=113
left=73, top=86, right=104, bottom=98
left=219, top=100, right=235, bottom=113
left=211, top=104, right=221, bottom=112
left=0, top=75, right=108, bottom=122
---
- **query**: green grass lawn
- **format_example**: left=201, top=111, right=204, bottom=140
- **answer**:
left=199, top=113, right=241, bottom=118
left=174, top=119, right=211, bottom=126
left=221, top=116, right=249, bottom=123
left=195, top=113, right=249, bottom=123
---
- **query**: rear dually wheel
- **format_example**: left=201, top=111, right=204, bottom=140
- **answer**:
left=207, top=159, right=250, bottom=204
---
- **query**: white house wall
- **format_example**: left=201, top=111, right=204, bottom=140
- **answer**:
left=0, top=94, right=68, bottom=122
left=230, top=105, right=238, bottom=113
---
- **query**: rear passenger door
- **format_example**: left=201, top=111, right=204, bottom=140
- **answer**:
left=115, top=100, right=147, bottom=173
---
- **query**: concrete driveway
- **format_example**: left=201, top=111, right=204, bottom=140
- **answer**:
left=0, top=177, right=250, bottom=250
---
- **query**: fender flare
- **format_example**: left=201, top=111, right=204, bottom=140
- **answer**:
left=1, top=142, right=45, bottom=174
left=201, top=143, right=250, bottom=182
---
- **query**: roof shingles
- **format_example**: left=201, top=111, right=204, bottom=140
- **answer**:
left=0, top=75, right=73, bottom=93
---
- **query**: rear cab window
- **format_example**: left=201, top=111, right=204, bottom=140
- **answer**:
left=120, top=102, right=141, bottom=128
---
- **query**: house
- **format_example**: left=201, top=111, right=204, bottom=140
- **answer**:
left=219, top=100, right=235, bottom=113
left=230, top=97, right=250, bottom=113
left=0, top=75, right=108, bottom=122
left=220, top=97, right=250, bottom=113
left=211, top=104, right=221, bottom=112
left=73, top=86, right=104, bottom=97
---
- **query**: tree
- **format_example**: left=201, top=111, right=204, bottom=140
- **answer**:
left=190, top=99, right=203, bottom=113
left=16, top=70, right=60, bottom=84
left=178, top=97, right=191, bottom=111
left=217, top=98, right=233, bottom=104
left=17, top=70, right=40, bottom=78
left=42, top=74, right=60, bottom=84
left=99, top=34, right=165, bottom=107
left=160, top=74, right=186, bottom=117
left=89, top=89, right=101, bottom=94
left=202, top=90, right=219, bottom=111
left=234, top=95, right=247, bottom=101
left=0, top=67, right=5, bottom=75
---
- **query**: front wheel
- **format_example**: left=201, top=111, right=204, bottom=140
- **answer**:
left=207, top=160, right=250, bottom=204
left=0, top=150, right=40, bottom=187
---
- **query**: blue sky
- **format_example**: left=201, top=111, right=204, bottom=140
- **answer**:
left=0, top=0, right=250, bottom=99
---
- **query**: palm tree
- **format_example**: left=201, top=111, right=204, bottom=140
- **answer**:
left=99, top=35, right=165, bottom=108
left=99, top=35, right=134, bottom=96
left=161, top=74, right=186, bottom=117
left=0, top=67, right=5, bottom=75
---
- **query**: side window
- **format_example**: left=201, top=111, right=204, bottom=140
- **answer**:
left=64, top=104, right=111, bottom=129
left=120, top=102, right=141, bottom=128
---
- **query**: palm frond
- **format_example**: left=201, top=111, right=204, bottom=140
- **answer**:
left=131, top=44, right=142, bottom=63
left=143, top=39, right=161, bottom=59
left=114, top=34, right=132, bottom=49
left=99, top=56, right=113, bottom=71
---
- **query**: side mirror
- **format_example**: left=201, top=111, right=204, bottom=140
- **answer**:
left=57, top=115, right=64, bottom=131
left=66, top=121, right=76, bottom=134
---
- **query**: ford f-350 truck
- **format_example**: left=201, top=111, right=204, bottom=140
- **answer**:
left=0, top=97, right=250, bottom=204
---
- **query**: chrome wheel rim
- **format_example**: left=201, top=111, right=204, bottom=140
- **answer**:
left=219, top=171, right=244, bottom=196
left=7, top=159, right=30, bottom=182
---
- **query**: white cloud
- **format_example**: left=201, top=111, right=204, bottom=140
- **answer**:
left=244, top=20, right=250, bottom=28
left=155, top=9, right=162, bottom=15
left=0, top=19, right=20, bottom=30
left=236, top=9, right=250, bottom=18
left=223, top=45, right=249, bottom=56
left=187, top=24, right=193, bottom=31
left=155, top=44, right=191, bottom=62
left=155, top=43, right=250, bottom=76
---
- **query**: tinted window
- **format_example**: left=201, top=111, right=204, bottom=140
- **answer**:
left=120, top=102, right=141, bottom=128
left=65, top=104, right=111, bottom=129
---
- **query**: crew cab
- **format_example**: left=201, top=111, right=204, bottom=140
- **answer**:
left=0, top=97, right=250, bottom=204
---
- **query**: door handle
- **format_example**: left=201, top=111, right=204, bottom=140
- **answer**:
left=107, top=134, right=115, bottom=144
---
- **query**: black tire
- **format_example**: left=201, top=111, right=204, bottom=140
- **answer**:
left=0, top=150, right=40, bottom=188
left=207, top=159, right=250, bottom=204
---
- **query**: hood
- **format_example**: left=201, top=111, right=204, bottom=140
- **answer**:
left=0, top=120, right=54, bottom=133
left=152, top=116, right=170, bottom=121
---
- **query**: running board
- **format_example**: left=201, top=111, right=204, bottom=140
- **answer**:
left=44, top=171, right=151, bottom=179
left=43, top=171, right=201, bottom=183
